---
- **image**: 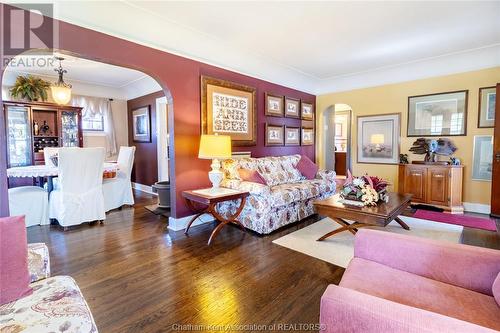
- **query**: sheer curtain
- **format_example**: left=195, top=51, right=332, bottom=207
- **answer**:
left=71, top=95, right=117, bottom=157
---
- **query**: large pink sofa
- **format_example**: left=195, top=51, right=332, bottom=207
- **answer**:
left=320, top=229, right=500, bottom=332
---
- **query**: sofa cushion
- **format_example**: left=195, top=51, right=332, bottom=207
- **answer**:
left=270, top=179, right=335, bottom=208
left=340, top=257, right=500, bottom=331
left=238, top=168, right=267, bottom=185
left=0, top=216, right=32, bottom=305
left=296, top=155, right=318, bottom=180
left=221, top=159, right=241, bottom=180
left=0, top=276, right=98, bottom=333
left=493, top=272, right=500, bottom=306
left=257, top=156, right=303, bottom=186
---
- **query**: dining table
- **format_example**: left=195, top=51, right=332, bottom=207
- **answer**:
left=6, top=162, right=119, bottom=193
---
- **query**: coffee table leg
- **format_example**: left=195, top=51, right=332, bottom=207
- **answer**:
left=394, top=217, right=410, bottom=230
left=317, top=222, right=365, bottom=241
left=332, top=217, right=357, bottom=235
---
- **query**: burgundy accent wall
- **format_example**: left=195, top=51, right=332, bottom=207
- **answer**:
left=127, top=91, right=164, bottom=186
left=0, top=6, right=315, bottom=218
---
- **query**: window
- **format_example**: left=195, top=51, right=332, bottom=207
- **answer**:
left=82, top=113, right=104, bottom=131
left=430, top=115, right=443, bottom=135
left=449, top=112, right=463, bottom=135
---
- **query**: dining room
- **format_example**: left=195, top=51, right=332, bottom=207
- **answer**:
left=2, top=53, right=169, bottom=229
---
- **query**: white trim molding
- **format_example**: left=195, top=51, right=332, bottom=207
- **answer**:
left=132, top=182, right=157, bottom=195
left=463, top=202, right=491, bottom=215
left=167, top=214, right=214, bottom=231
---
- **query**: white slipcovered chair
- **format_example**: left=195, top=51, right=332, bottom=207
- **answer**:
left=103, top=146, right=136, bottom=212
left=8, top=186, right=49, bottom=227
left=49, top=147, right=106, bottom=228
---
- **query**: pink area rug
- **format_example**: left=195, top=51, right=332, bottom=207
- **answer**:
left=413, top=210, right=497, bottom=232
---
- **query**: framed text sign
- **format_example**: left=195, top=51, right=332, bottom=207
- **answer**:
left=201, top=76, right=257, bottom=146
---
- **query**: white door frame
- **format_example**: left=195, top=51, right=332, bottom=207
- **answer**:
left=156, top=96, right=169, bottom=182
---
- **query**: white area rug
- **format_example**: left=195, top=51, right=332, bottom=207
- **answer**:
left=272, top=216, right=463, bottom=268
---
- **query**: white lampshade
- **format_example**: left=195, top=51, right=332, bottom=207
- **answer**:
left=198, top=134, right=232, bottom=159
left=51, top=85, right=72, bottom=105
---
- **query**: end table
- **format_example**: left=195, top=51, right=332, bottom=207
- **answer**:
left=182, top=188, right=250, bottom=245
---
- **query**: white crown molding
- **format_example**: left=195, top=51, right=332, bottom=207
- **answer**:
left=315, top=44, right=500, bottom=95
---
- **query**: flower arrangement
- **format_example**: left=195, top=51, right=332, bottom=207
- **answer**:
left=340, top=171, right=389, bottom=206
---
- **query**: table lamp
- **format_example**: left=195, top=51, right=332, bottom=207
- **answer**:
left=198, top=134, right=232, bottom=191
left=370, top=134, right=385, bottom=152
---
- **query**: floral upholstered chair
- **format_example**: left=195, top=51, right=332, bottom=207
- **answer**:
left=0, top=243, right=98, bottom=332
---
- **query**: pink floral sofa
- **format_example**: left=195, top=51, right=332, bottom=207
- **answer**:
left=219, top=155, right=336, bottom=234
left=320, top=229, right=500, bottom=332
left=0, top=243, right=98, bottom=332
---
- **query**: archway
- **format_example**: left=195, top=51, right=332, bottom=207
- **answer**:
left=321, top=103, right=353, bottom=177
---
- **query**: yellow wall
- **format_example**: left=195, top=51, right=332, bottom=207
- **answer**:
left=316, top=67, right=500, bottom=205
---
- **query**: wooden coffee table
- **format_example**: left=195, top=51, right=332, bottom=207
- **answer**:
left=313, top=192, right=413, bottom=241
left=182, top=188, right=249, bottom=245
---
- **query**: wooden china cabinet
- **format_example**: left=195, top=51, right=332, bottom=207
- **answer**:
left=3, top=100, right=83, bottom=168
left=398, top=163, right=464, bottom=213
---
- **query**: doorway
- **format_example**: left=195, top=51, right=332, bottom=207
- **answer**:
left=156, top=96, right=169, bottom=182
left=323, top=104, right=352, bottom=177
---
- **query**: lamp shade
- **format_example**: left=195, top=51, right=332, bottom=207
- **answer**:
left=51, top=85, right=72, bottom=105
left=198, top=134, right=232, bottom=159
left=370, top=134, right=385, bottom=145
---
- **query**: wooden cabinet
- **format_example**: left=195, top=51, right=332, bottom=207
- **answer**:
left=3, top=101, right=83, bottom=167
left=398, top=164, right=463, bottom=213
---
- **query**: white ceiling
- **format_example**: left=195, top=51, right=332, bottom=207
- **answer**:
left=3, top=54, right=162, bottom=99
left=38, top=1, right=500, bottom=94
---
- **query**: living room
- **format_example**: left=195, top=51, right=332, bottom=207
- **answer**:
left=0, top=2, right=499, bottom=333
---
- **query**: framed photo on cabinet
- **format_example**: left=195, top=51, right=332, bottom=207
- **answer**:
left=301, top=102, right=314, bottom=120
left=407, top=90, right=468, bottom=137
left=478, top=87, right=496, bottom=128
left=132, top=105, right=151, bottom=143
left=265, top=124, right=284, bottom=146
left=284, top=126, right=300, bottom=146
left=301, top=127, right=314, bottom=146
left=201, top=75, right=257, bottom=146
left=357, top=113, right=400, bottom=164
left=265, top=93, right=284, bottom=117
left=284, top=97, right=300, bottom=118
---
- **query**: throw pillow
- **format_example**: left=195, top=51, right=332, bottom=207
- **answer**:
left=493, top=272, right=500, bottom=306
left=238, top=168, right=267, bottom=185
left=0, top=216, right=33, bottom=305
left=296, top=155, right=319, bottom=180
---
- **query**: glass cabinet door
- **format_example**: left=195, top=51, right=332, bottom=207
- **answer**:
left=61, top=111, right=79, bottom=147
left=6, top=106, right=32, bottom=167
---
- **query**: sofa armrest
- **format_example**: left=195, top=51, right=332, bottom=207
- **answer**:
left=27, top=243, right=50, bottom=283
left=320, top=285, right=496, bottom=333
left=221, top=179, right=270, bottom=196
left=354, top=229, right=500, bottom=295
left=316, top=169, right=336, bottom=182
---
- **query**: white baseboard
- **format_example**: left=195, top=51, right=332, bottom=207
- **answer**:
left=463, top=202, right=491, bottom=215
left=168, top=214, right=214, bottom=231
left=132, top=182, right=157, bottom=195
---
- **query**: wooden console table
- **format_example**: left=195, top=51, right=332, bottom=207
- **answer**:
left=182, top=188, right=249, bottom=245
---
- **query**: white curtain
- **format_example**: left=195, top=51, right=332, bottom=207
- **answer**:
left=71, top=95, right=117, bottom=157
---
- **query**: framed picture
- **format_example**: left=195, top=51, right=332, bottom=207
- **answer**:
left=284, top=126, right=300, bottom=146
left=265, top=93, right=284, bottom=117
left=478, top=87, right=496, bottom=128
left=407, top=90, right=468, bottom=137
left=284, top=97, right=300, bottom=118
left=301, top=102, right=314, bottom=120
left=472, top=135, right=493, bottom=181
left=265, top=124, right=284, bottom=146
left=335, top=123, right=343, bottom=137
left=132, top=106, right=151, bottom=142
left=201, top=76, right=257, bottom=146
left=301, top=127, right=314, bottom=146
left=357, top=113, right=400, bottom=164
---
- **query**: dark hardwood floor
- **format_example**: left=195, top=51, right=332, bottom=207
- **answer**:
left=26, top=191, right=499, bottom=332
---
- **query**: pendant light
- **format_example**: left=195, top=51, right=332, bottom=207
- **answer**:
left=51, top=57, right=72, bottom=105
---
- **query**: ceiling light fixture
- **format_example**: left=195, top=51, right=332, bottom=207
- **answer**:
left=51, top=57, right=72, bottom=105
